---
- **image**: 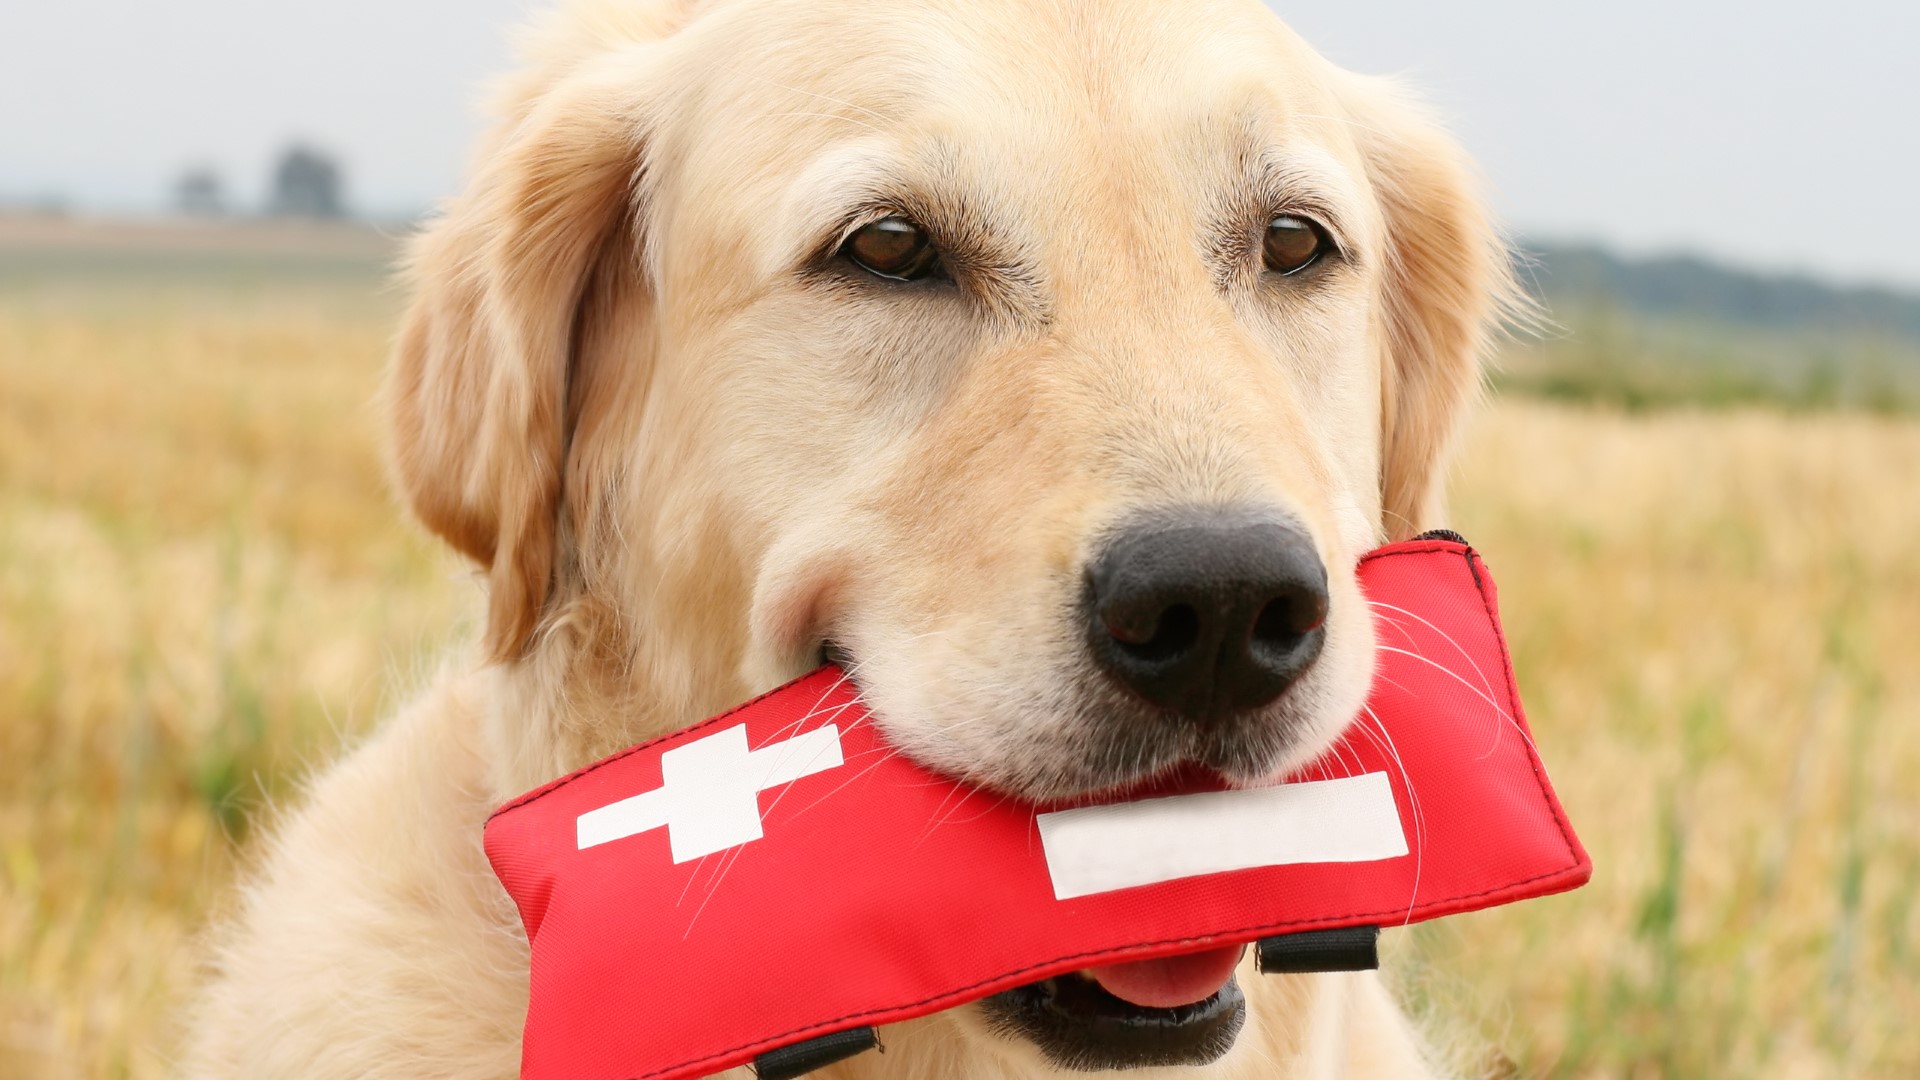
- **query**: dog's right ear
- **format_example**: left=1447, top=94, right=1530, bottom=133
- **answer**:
left=1335, top=74, right=1524, bottom=539
left=387, top=49, right=653, bottom=663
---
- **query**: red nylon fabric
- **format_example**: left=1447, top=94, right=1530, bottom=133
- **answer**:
left=485, top=539, right=1590, bottom=1080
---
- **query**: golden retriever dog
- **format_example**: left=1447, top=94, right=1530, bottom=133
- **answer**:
left=186, top=0, right=1517, bottom=1075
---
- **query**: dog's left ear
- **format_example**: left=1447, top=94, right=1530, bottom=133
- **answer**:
left=1340, top=76, right=1523, bottom=539
left=387, top=48, right=656, bottom=662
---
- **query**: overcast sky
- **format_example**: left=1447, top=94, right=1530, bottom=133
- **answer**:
left=3, top=0, right=1915, bottom=287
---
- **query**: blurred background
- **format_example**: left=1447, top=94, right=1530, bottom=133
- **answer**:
left=2, top=1, right=1915, bottom=1077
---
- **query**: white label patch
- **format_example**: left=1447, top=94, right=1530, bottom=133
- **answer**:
left=1036, top=772, right=1408, bottom=900
left=575, top=724, right=844, bottom=862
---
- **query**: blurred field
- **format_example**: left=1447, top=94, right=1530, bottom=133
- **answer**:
left=2, top=220, right=1917, bottom=1078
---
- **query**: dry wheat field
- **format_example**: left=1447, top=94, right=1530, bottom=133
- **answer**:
left=2, top=221, right=1917, bottom=1079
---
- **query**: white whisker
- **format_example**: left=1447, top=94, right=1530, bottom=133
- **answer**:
left=1357, top=704, right=1425, bottom=924
left=1365, top=599, right=1503, bottom=706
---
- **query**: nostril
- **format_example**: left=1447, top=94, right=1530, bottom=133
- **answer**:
left=1251, top=600, right=1292, bottom=649
left=1251, top=591, right=1327, bottom=646
left=1109, top=603, right=1200, bottom=663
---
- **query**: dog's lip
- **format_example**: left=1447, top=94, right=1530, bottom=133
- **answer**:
left=982, top=947, right=1248, bottom=1069
left=818, top=640, right=855, bottom=670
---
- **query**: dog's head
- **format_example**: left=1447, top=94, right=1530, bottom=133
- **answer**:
left=390, top=0, right=1512, bottom=1068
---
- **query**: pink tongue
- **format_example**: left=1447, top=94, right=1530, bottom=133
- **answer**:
left=1086, top=945, right=1244, bottom=1009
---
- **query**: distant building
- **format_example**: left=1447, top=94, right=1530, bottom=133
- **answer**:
left=267, top=145, right=345, bottom=219
left=174, top=167, right=227, bottom=217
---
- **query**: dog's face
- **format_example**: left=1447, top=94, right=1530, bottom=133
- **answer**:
left=391, top=0, right=1508, bottom=1070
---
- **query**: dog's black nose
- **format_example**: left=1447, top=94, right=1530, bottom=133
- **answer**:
left=1086, top=510, right=1328, bottom=719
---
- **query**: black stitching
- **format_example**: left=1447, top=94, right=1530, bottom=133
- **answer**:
left=1458, top=546, right=1584, bottom=864
left=610, top=869, right=1588, bottom=1080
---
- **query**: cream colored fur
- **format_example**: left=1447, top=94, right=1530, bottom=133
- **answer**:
left=186, top=0, right=1516, bottom=1075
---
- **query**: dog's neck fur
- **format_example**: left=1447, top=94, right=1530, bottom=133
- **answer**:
left=478, top=538, right=760, bottom=801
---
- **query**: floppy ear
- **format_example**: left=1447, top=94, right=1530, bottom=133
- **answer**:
left=1342, top=77, right=1522, bottom=539
left=388, top=54, right=650, bottom=662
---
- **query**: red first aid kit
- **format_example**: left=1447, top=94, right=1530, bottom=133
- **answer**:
left=484, top=535, right=1590, bottom=1080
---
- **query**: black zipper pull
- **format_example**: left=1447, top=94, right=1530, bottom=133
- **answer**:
left=754, top=1027, right=880, bottom=1079
left=1255, top=926, right=1381, bottom=974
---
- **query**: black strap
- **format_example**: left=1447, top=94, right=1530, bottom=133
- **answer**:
left=753, top=1026, right=880, bottom=1079
left=1255, top=926, right=1380, bottom=974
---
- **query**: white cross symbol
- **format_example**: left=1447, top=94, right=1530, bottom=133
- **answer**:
left=575, top=723, right=845, bottom=862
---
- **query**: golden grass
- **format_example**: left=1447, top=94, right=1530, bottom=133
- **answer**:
left=0, top=274, right=474, bottom=1080
left=3, top=249, right=1916, bottom=1078
left=1415, top=405, right=1920, bottom=1078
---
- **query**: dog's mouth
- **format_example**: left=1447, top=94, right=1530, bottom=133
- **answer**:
left=813, top=643, right=1250, bottom=1066
left=980, top=945, right=1247, bottom=1070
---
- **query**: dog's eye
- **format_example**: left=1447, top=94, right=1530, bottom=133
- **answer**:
left=1262, top=214, right=1329, bottom=276
left=842, top=216, right=944, bottom=281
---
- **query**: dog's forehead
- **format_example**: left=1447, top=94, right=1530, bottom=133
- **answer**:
left=658, top=0, right=1368, bottom=265
left=685, top=0, right=1348, bottom=143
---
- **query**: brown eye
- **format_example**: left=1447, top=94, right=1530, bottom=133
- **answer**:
left=842, top=216, right=944, bottom=281
left=1262, top=214, right=1328, bottom=275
